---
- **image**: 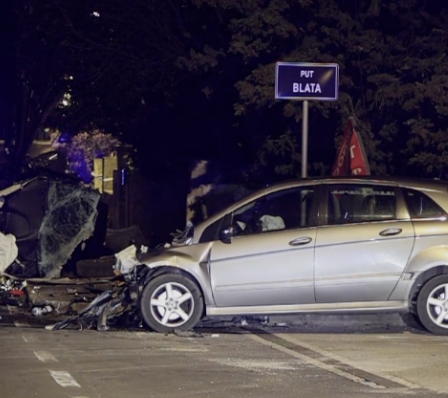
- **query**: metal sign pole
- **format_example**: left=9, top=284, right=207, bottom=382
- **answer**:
left=301, top=100, right=309, bottom=178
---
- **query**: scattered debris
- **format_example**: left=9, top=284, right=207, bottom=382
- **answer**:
left=0, top=232, right=18, bottom=274
left=0, top=275, right=27, bottom=307
left=171, top=221, right=194, bottom=247
left=45, top=263, right=150, bottom=331
left=31, top=305, right=53, bottom=316
left=173, top=329, right=203, bottom=338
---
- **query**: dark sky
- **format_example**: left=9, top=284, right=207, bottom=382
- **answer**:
left=0, top=1, right=13, bottom=140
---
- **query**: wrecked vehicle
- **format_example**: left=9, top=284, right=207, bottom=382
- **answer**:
left=115, top=176, right=448, bottom=336
left=0, top=175, right=102, bottom=278
left=0, top=171, right=145, bottom=324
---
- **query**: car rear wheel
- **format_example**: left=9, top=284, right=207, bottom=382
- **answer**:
left=416, top=275, right=448, bottom=335
left=140, top=273, right=204, bottom=333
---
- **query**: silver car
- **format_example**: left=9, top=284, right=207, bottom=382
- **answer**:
left=118, top=176, right=448, bottom=335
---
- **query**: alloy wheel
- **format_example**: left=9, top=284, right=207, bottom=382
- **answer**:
left=426, top=283, right=448, bottom=329
left=149, top=282, right=195, bottom=328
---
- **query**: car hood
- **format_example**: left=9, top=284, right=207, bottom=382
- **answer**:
left=139, top=241, right=214, bottom=267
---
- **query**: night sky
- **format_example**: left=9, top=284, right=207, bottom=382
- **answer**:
left=0, top=2, right=12, bottom=140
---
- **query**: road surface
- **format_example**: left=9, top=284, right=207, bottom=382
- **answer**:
left=1, top=309, right=447, bottom=398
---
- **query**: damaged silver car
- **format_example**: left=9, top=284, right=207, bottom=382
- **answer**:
left=117, top=176, right=448, bottom=335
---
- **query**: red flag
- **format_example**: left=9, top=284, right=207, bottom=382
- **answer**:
left=331, top=118, right=370, bottom=176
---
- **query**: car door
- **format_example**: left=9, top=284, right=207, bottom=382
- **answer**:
left=209, top=185, right=318, bottom=307
left=314, top=183, right=415, bottom=303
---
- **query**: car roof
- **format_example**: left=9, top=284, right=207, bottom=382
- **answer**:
left=255, top=175, right=448, bottom=193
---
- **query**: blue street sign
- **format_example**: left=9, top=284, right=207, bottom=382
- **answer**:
left=275, top=62, right=339, bottom=101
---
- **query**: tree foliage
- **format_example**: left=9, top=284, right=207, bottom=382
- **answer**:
left=6, top=0, right=448, bottom=183
left=53, top=130, right=120, bottom=182
left=180, top=0, right=448, bottom=180
left=5, top=0, right=192, bottom=181
left=3, top=0, right=71, bottom=181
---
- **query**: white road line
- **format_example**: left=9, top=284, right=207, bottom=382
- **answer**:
left=34, top=350, right=59, bottom=363
left=249, top=334, right=385, bottom=389
left=49, top=370, right=81, bottom=388
left=277, top=333, right=421, bottom=390
left=160, top=347, right=209, bottom=352
left=21, top=333, right=37, bottom=344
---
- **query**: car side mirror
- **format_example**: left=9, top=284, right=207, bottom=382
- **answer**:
left=219, top=227, right=233, bottom=244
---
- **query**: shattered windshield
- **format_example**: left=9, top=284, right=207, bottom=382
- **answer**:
left=38, top=181, right=100, bottom=278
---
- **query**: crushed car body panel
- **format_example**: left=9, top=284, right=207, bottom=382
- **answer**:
left=0, top=176, right=100, bottom=278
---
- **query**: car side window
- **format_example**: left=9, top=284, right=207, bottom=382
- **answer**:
left=402, top=188, right=447, bottom=219
left=327, top=184, right=396, bottom=225
left=231, top=186, right=315, bottom=236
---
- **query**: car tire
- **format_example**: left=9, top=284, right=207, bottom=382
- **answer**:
left=416, top=275, right=448, bottom=335
left=399, top=312, right=425, bottom=331
left=140, top=273, right=204, bottom=333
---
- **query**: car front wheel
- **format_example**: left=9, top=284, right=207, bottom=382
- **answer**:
left=416, top=275, right=448, bottom=335
left=140, top=273, right=204, bottom=333
left=399, top=312, right=425, bottom=331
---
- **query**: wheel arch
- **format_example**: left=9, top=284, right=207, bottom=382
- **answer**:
left=408, top=265, right=448, bottom=312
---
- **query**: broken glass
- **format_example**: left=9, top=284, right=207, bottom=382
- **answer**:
left=38, top=181, right=100, bottom=278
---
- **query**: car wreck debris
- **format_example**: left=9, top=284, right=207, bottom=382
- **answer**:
left=0, top=176, right=101, bottom=279
left=0, top=231, right=18, bottom=274
left=38, top=180, right=100, bottom=278
left=0, top=275, right=27, bottom=307
left=32, top=305, right=53, bottom=316
left=47, top=276, right=143, bottom=332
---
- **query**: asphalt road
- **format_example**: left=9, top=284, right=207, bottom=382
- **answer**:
left=1, top=308, right=448, bottom=398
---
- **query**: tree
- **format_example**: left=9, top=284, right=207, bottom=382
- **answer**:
left=8, top=0, right=448, bottom=184
left=5, top=0, right=194, bottom=181
left=53, top=130, right=120, bottom=183
left=3, top=0, right=72, bottom=182
left=179, top=0, right=448, bottom=180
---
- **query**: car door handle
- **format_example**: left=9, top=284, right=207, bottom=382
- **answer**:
left=289, top=236, right=313, bottom=246
left=379, top=228, right=402, bottom=237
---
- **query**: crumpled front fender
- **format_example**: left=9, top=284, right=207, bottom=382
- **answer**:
left=139, top=242, right=215, bottom=306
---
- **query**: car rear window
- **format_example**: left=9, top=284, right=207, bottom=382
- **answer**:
left=402, top=188, right=447, bottom=219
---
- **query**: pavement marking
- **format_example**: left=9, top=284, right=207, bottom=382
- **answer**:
left=250, top=334, right=387, bottom=390
left=160, top=347, right=209, bottom=352
left=49, top=370, right=81, bottom=388
left=21, top=333, right=38, bottom=344
left=277, top=333, right=421, bottom=390
left=34, top=350, right=59, bottom=363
